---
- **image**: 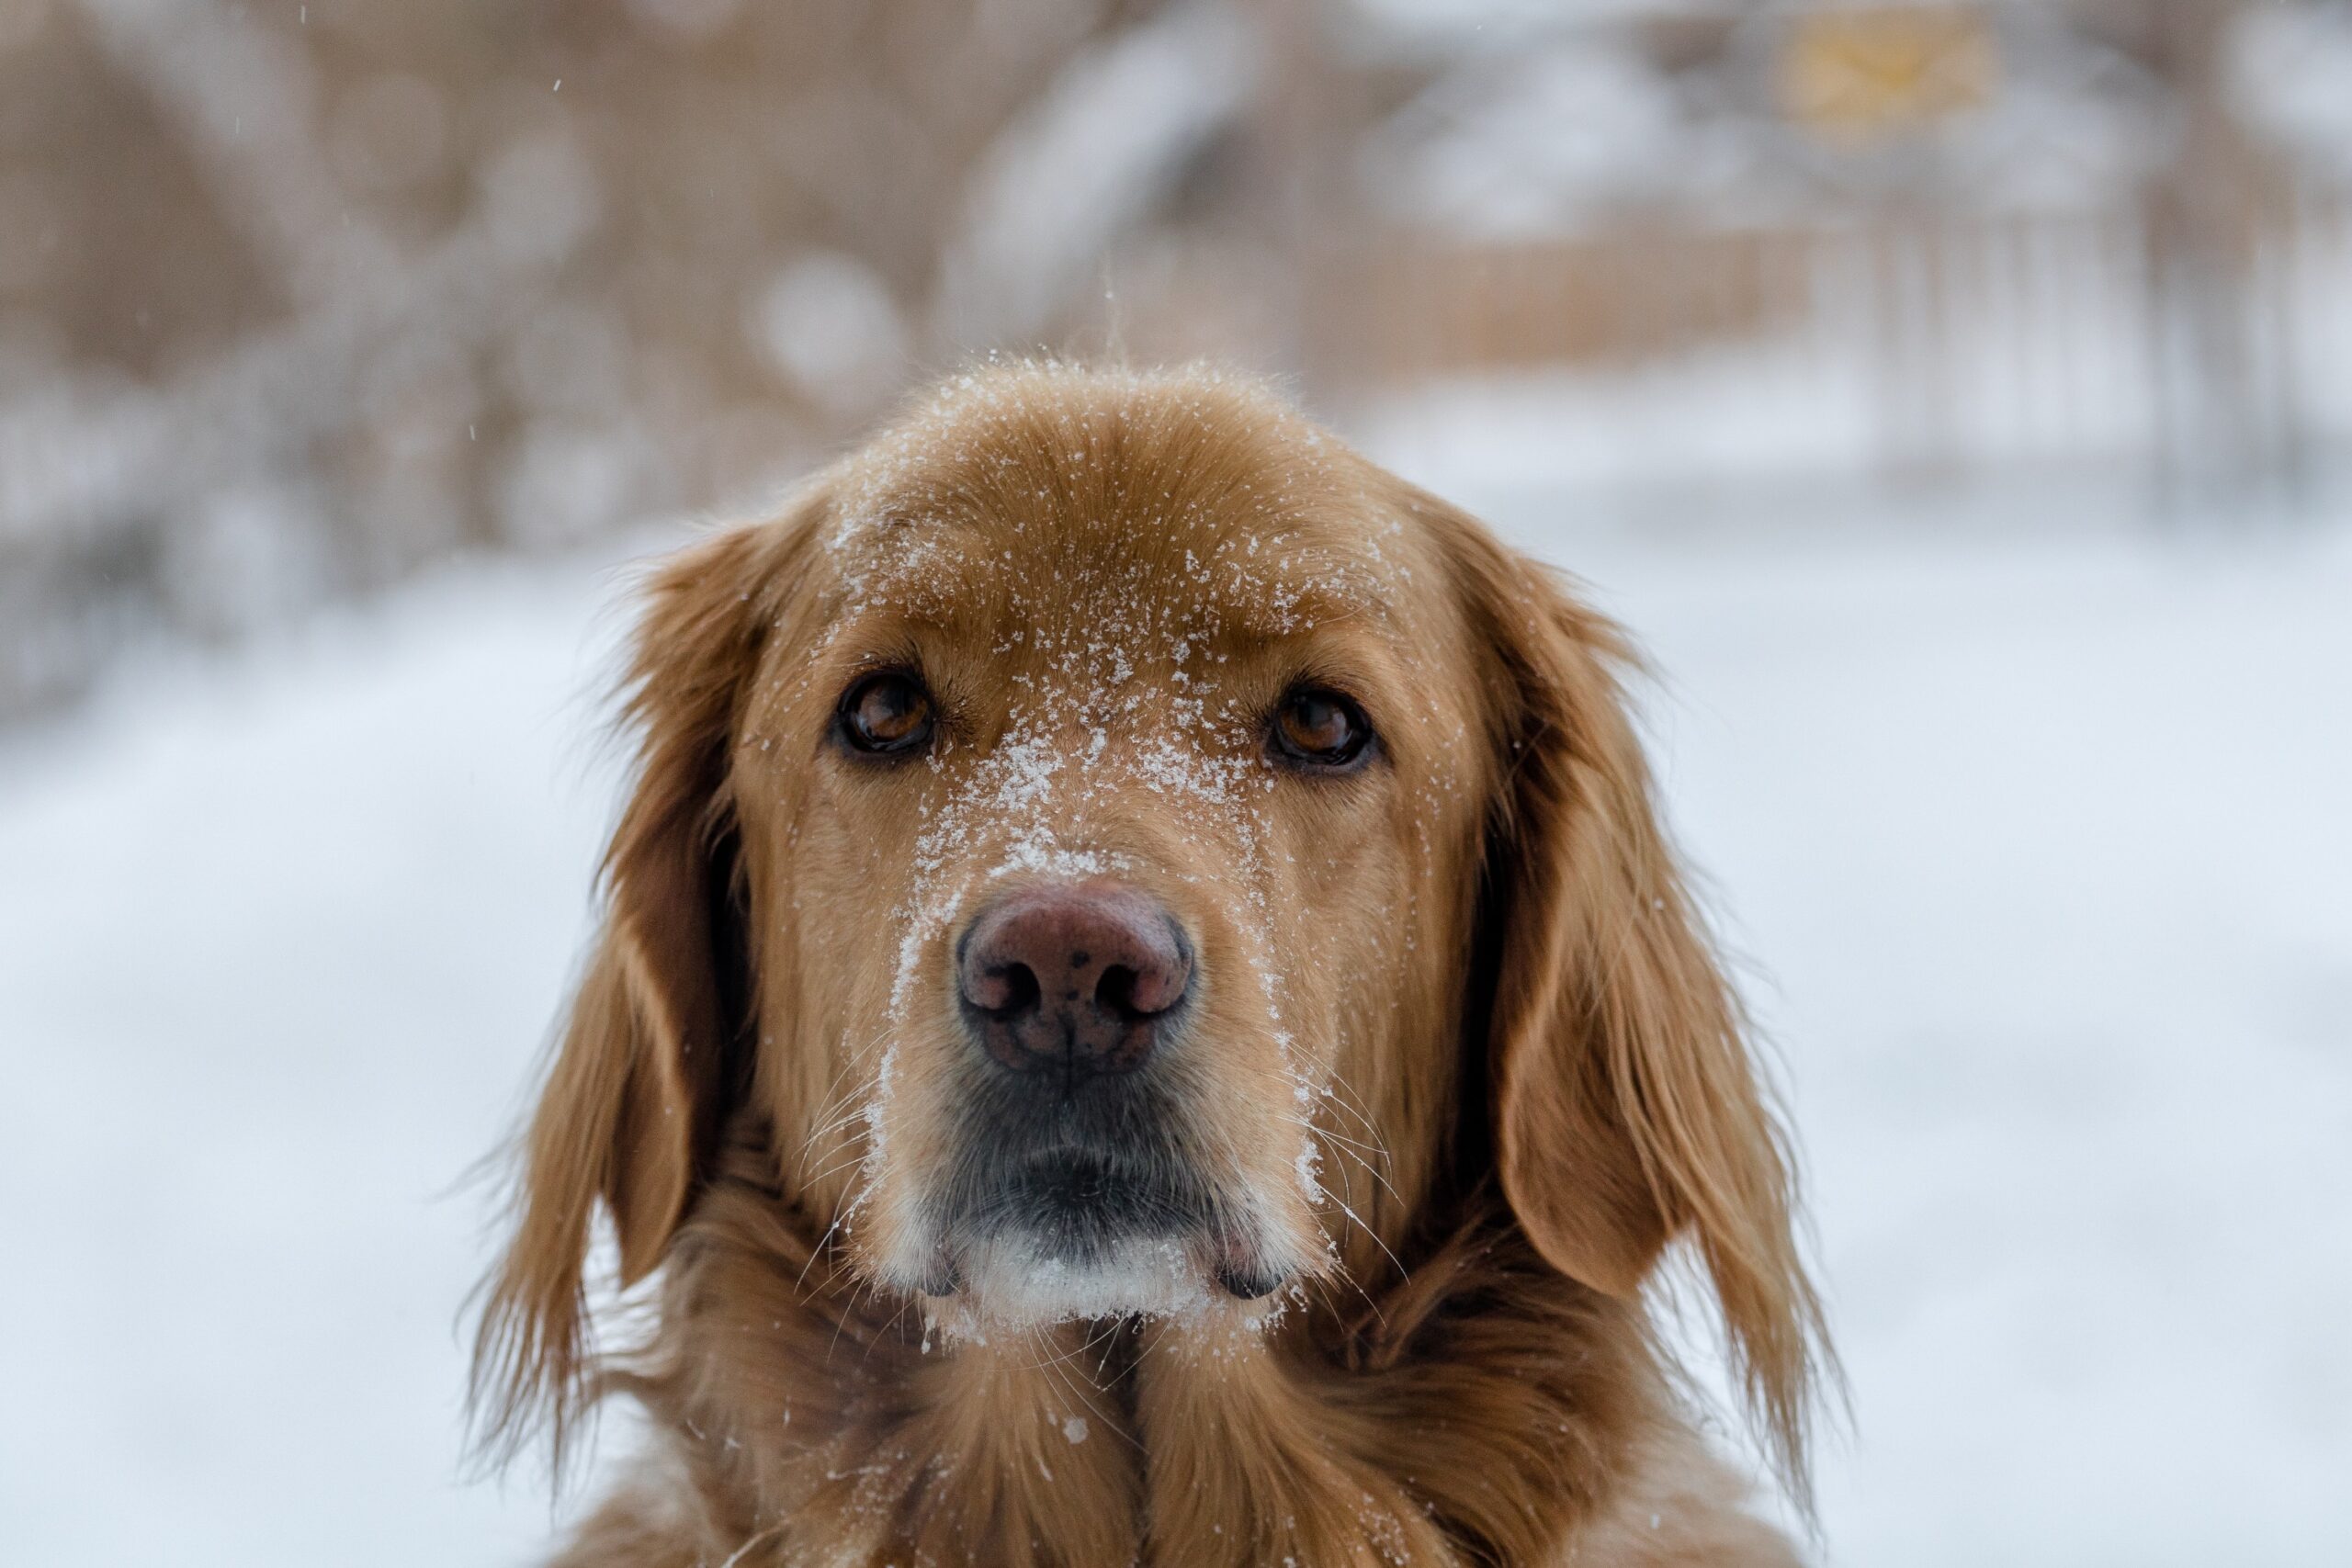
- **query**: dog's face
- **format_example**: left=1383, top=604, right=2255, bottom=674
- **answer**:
left=734, top=380, right=1494, bottom=1320
left=478, top=367, right=1820, bottom=1483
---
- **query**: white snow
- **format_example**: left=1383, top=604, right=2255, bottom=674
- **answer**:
left=1498, top=497, right=2352, bottom=1568
left=4, top=491, right=2349, bottom=1564
left=925, top=1233, right=1233, bottom=1337
left=0, top=549, right=637, bottom=1564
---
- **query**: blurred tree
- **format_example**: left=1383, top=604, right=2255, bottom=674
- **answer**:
left=3, top=0, right=2347, bottom=717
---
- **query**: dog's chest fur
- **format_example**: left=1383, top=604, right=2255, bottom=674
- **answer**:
left=549, top=1147, right=1793, bottom=1568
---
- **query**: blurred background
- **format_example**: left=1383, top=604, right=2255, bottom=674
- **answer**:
left=2, top=1, right=2347, bottom=1563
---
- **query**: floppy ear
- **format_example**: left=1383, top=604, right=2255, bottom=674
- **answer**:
left=1442, top=509, right=1829, bottom=1494
left=470, top=516, right=797, bottom=1465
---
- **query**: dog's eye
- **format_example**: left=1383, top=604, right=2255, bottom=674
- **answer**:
left=837, top=671, right=936, bottom=758
left=1271, top=686, right=1374, bottom=771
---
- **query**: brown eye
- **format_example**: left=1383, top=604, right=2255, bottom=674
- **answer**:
left=838, top=671, right=935, bottom=758
left=1271, top=686, right=1374, bottom=771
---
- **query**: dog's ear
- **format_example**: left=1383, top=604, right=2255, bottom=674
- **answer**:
left=471, top=503, right=811, bottom=1466
left=1434, top=501, right=1829, bottom=1495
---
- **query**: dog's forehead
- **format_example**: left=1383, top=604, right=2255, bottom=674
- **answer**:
left=818, top=371, right=1410, bottom=645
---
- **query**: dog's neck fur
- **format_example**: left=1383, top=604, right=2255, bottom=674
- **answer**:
left=551, top=1132, right=1788, bottom=1568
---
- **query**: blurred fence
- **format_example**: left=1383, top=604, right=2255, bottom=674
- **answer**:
left=1318, top=193, right=2352, bottom=491
left=5, top=0, right=2352, bottom=719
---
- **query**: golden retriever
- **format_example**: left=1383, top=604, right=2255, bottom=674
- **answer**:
left=473, top=363, right=1831, bottom=1566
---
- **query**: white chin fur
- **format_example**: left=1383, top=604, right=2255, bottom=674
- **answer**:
left=913, top=1233, right=1274, bottom=1336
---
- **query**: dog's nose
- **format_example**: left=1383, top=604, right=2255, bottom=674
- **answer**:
left=957, top=883, right=1192, bottom=1077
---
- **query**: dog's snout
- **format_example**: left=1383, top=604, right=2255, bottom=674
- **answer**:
left=957, top=883, right=1191, bottom=1077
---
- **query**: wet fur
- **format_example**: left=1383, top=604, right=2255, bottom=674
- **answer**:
left=473, top=365, right=1831, bottom=1565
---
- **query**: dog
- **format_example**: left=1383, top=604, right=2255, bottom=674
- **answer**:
left=472, top=364, right=1831, bottom=1566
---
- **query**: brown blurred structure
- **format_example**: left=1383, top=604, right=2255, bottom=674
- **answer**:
left=5, top=0, right=2352, bottom=716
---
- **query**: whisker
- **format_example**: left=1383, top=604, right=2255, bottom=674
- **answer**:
left=826, top=1269, right=892, bottom=1366
left=792, top=1023, right=903, bottom=1174
left=1313, top=1070, right=1385, bottom=1141
left=1283, top=1113, right=1401, bottom=1191
left=797, top=1148, right=874, bottom=1197
left=1326, top=1189, right=1406, bottom=1282
left=792, top=1114, right=862, bottom=1179
left=1308, top=1249, right=1387, bottom=1330
left=795, top=1164, right=873, bottom=1292
left=860, top=1295, right=918, bottom=1369
left=1029, top=1318, right=1125, bottom=1375
left=1026, top=1329, right=1142, bottom=1454
left=717, top=1517, right=790, bottom=1568
left=1289, top=1117, right=1385, bottom=1161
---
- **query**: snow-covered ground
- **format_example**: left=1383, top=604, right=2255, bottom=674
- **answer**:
left=3, top=491, right=2348, bottom=1565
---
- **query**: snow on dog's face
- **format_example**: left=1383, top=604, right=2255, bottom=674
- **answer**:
left=707, top=369, right=1497, bottom=1326
left=477, top=365, right=1825, bottom=1489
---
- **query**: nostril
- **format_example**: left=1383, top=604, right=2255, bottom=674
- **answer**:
left=957, top=883, right=1192, bottom=1071
left=1098, top=947, right=1189, bottom=1018
left=971, top=961, right=1041, bottom=1020
left=1095, top=964, right=1139, bottom=1018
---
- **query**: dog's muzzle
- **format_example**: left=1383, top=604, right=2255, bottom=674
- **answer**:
left=923, top=881, right=1278, bottom=1303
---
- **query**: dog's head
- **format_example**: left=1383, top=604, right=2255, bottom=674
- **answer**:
left=476, top=365, right=1822, bottom=1480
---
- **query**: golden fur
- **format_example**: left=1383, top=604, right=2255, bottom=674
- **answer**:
left=473, top=365, right=1831, bottom=1566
